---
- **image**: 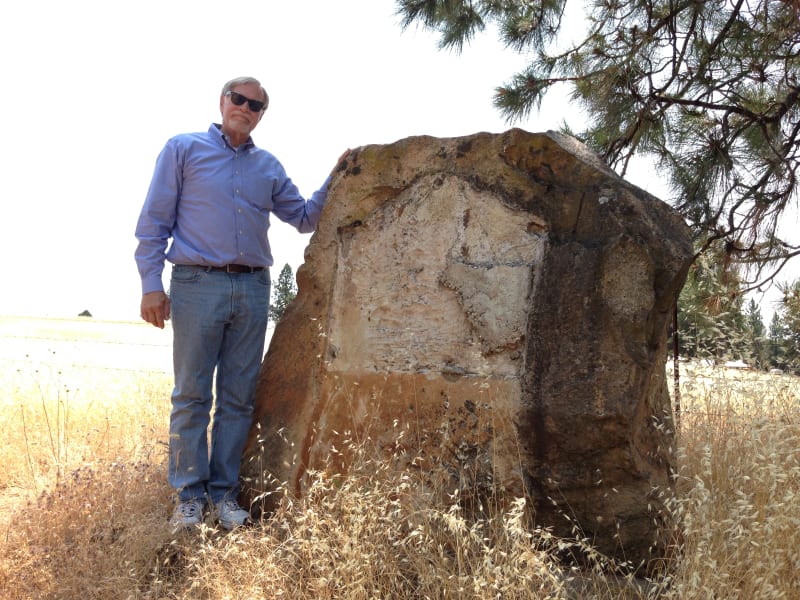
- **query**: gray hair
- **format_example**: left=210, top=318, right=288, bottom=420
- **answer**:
left=221, top=76, right=269, bottom=110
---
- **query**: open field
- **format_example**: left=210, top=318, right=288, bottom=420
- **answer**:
left=0, top=316, right=798, bottom=599
left=0, top=315, right=174, bottom=374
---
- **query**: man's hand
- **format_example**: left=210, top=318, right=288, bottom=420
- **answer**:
left=141, top=291, right=171, bottom=329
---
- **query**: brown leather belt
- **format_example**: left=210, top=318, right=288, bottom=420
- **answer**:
left=202, top=264, right=265, bottom=273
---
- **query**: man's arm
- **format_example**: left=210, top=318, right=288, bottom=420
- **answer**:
left=135, top=140, right=182, bottom=327
left=272, top=149, right=352, bottom=233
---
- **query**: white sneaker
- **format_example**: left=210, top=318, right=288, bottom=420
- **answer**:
left=213, top=499, right=251, bottom=530
left=169, top=498, right=206, bottom=533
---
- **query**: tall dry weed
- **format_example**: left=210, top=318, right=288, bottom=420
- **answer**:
left=1, top=361, right=171, bottom=494
left=0, top=460, right=173, bottom=600
left=661, top=364, right=800, bottom=599
left=1, top=353, right=799, bottom=599
left=0, top=355, right=174, bottom=600
left=157, top=449, right=569, bottom=600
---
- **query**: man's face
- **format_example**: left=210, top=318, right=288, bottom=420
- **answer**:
left=220, top=82, right=266, bottom=140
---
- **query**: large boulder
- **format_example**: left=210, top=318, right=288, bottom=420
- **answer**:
left=242, top=129, right=692, bottom=568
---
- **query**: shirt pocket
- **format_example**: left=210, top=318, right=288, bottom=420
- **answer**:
left=241, top=174, right=275, bottom=213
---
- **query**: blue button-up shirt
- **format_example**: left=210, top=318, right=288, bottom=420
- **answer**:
left=135, top=124, right=330, bottom=294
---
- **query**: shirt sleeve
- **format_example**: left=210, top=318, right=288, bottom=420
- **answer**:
left=134, top=139, right=182, bottom=294
left=271, top=169, right=333, bottom=234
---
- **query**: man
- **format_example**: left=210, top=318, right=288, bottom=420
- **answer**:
left=135, top=76, right=347, bottom=532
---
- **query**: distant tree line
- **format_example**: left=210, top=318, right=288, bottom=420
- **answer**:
left=676, top=240, right=800, bottom=373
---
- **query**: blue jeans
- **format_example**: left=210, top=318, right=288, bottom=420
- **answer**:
left=168, top=265, right=270, bottom=504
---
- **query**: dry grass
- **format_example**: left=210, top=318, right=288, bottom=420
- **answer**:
left=0, top=319, right=799, bottom=599
left=663, top=364, right=800, bottom=598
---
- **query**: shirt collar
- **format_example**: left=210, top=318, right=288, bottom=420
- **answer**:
left=210, top=123, right=256, bottom=151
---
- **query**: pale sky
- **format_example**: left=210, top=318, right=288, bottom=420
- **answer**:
left=0, top=0, right=791, bottom=322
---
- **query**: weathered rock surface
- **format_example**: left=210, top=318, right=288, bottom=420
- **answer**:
left=242, top=129, right=692, bottom=568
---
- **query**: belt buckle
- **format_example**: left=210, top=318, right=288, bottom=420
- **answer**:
left=225, top=264, right=254, bottom=273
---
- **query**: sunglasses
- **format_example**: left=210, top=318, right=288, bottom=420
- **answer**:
left=225, top=91, right=266, bottom=112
